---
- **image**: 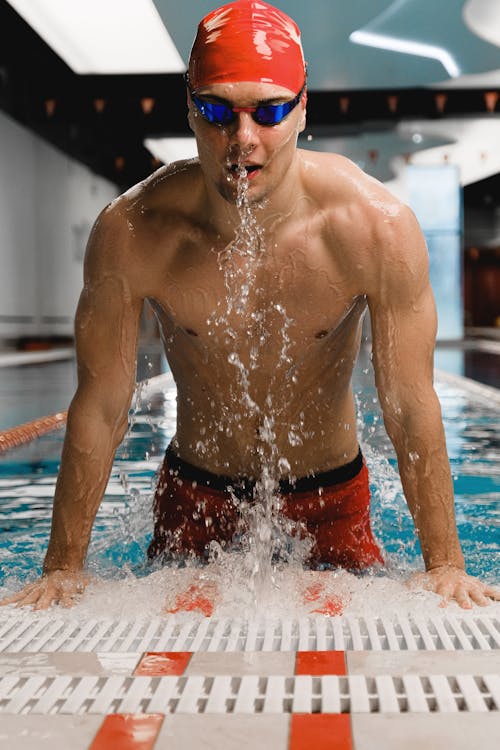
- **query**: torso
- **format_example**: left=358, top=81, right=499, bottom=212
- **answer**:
left=118, top=150, right=398, bottom=478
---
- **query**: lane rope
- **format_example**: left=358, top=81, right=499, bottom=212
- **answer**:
left=0, top=372, right=175, bottom=455
left=0, top=412, right=67, bottom=453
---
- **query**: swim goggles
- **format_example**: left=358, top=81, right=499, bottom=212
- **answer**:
left=187, top=78, right=306, bottom=127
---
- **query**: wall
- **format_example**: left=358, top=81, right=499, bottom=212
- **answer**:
left=0, top=110, right=117, bottom=340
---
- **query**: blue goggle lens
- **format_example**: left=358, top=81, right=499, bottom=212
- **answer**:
left=191, top=89, right=303, bottom=127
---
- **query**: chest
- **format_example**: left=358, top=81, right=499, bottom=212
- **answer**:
left=158, top=228, right=355, bottom=340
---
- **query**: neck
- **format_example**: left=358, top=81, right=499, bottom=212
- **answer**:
left=201, top=151, right=303, bottom=239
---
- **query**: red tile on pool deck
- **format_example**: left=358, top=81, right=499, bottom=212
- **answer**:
left=89, top=714, right=164, bottom=750
left=295, top=651, right=347, bottom=676
left=134, top=652, right=192, bottom=676
left=289, top=715, right=353, bottom=750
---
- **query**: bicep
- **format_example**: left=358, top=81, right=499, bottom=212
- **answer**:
left=73, top=214, right=143, bottom=425
left=367, top=215, right=438, bottom=416
left=371, top=281, right=436, bottom=381
left=369, top=281, right=441, bottom=445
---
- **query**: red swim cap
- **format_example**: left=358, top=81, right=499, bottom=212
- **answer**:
left=188, top=0, right=306, bottom=93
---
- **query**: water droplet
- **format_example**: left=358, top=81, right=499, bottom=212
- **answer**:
left=288, top=431, right=302, bottom=447
left=278, top=457, right=291, bottom=473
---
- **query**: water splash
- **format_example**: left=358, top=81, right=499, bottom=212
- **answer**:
left=203, top=165, right=312, bottom=603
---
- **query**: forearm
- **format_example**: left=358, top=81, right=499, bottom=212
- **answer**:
left=43, top=398, right=128, bottom=573
left=384, top=394, right=464, bottom=571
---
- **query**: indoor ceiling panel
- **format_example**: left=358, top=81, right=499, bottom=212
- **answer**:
left=353, top=0, right=500, bottom=80
left=6, top=0, right=185, bottom=74
left=154, top=0, right=500, bottom=89
left=464, top=0, right=500, bottom=48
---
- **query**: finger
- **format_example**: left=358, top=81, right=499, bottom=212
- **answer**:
left=14, top=588, right=47, bottom=608
left=33, top=589, right=58, bottom=611
left=436, top=580, right=454, bottom=600
left=454, top=589, right=473, bottom=610
left=0, top=583, right=39, bottom=605
left=60, top=593, right=77, bottom=609
left=483, top=586, right=500, bottom=601
left=0, top=591, right=28, bottom=606
left=437, top=580, right=457, bottom=607
left=468, top=588, right=490, bottom=607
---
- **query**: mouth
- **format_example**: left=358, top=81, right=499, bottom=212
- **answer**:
left=228, top=163, right=262, bottom=180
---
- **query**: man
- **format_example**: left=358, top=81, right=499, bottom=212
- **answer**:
left=2, top=0, right=498, bottom=610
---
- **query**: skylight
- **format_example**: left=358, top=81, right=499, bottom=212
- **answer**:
left=6, top=0, right=185, bottom=74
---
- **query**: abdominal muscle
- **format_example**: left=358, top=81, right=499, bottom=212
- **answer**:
left=174, top=384, right=359, bottom=480
left=158, top=297, right=366, bottom=480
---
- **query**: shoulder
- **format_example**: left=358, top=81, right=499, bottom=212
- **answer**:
left=298, top=150, right=428, bottom=295
left=99, top=157, right=202, bottom=229
left=298, top=149, right=404, bottom=230
left=85, top=159, right=203, bottom=272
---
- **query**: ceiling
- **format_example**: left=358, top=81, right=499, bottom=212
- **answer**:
left=1, top=0, right=500, bottom=208
left=155, top=0, right=500, bottom=89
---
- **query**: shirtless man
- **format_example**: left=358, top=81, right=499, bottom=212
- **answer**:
left=2, top=0, right=498, bottom=610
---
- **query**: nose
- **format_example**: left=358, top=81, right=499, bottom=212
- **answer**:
left=228, top=111, right=259, bottom=150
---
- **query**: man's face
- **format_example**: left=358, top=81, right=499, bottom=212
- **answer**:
left=187, top=81, right=307, bottom=205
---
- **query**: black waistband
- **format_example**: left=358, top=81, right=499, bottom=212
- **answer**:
left=164, top=444, right=363, bottom=495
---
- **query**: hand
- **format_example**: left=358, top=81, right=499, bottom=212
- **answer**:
left=0, top=570, right=91, bottom=611
left=409, top=565, right=500, bottom=609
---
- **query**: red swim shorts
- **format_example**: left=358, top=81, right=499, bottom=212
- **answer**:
left=148, top=446, right=384, bottom=570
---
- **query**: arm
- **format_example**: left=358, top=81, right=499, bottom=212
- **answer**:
left=1, top=205, right=143, bottom=609
left=368, top=206, right=499, bottom=608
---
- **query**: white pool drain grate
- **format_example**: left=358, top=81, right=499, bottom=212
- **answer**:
left=0, top=616, right=499, bottom=653
left=0, top=673, right=499, bottom=715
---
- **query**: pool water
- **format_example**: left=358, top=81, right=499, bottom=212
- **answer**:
left=0, top=349, right=498, bottom=592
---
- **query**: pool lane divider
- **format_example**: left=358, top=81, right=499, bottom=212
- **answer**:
left=0, top=411, right=67, bottom=453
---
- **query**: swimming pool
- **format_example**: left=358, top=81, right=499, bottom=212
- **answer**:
left=0, top=349, right=499, bottom=749
left=0, top=346, right=498, bottom=593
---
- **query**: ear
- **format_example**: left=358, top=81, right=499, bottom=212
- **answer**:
left=298, top=89, right=307, bottom=133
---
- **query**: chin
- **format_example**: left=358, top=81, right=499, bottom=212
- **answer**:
left=224, top=178, right=273, bottom=207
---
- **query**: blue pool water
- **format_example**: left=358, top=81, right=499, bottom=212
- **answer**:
left=0, top=350, right=498, bottom=588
